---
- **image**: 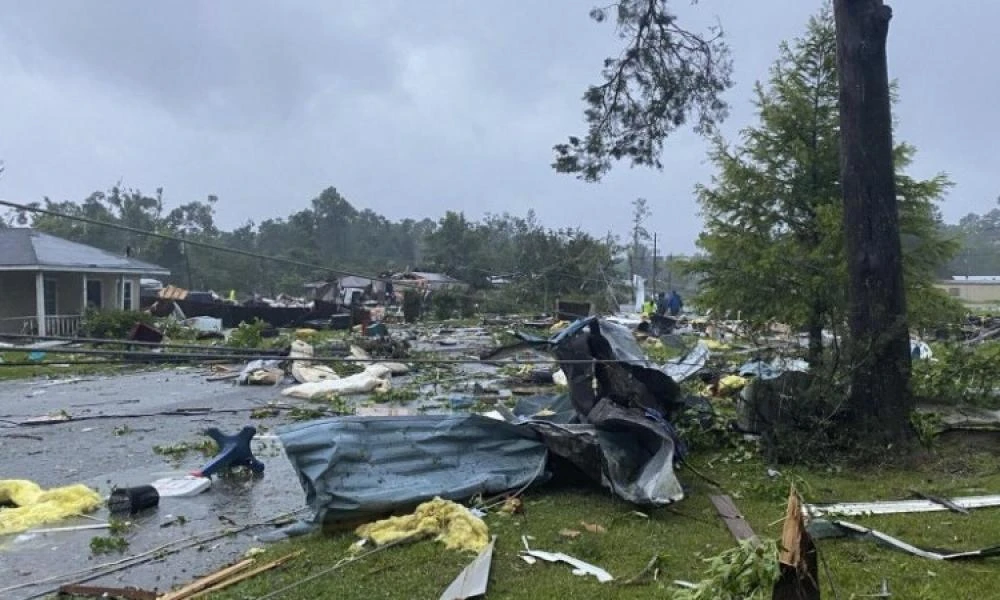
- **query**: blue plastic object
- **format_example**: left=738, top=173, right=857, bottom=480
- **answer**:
left=194, top=426, right=265, bottom=478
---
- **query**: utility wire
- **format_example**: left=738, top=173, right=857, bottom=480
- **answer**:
left=0, top=199, right=373, bottom=280
left=0, top=199, right=626, bottom=289
left=0, top=344, right=714, bottom=367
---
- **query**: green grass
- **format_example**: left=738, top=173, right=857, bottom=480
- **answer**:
left=203, top=436, right=1000, bottom=600
left=0, top=351, right=142, bottom=381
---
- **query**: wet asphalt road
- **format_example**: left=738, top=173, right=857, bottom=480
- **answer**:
left=0, top=369, right=306, bottom=599
left=0, top=329, right=510, bottom=599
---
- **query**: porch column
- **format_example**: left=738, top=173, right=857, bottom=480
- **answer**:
left=35, top=271, right=46, bottom=336
left=82, top=275, right=88, bottom=312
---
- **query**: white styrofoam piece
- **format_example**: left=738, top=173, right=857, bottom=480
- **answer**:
left=151, top=475, right=212, bottom=497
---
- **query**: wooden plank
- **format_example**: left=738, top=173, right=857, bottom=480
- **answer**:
left=157, top=559, right=255, bottom=600
left=58, top=584, right=157, bottom=600
left=709, top=494, right=758, bottom=542
left=188, top=551, right=304, bottom=599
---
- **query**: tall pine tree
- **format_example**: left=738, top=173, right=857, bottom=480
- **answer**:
left=691, top=6, right=959, bottom=367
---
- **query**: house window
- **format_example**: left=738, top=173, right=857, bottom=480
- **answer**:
left=123, top=280, right=134, bottom=310
left=86, top=279, right=103, bottom=309
left=948, top=287, right=961, bottom=297
left=43, top=279, right=57, bottom=315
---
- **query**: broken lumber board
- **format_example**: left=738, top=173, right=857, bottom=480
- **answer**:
left=58, top=584, right=157, bottom=600
left=709, top=494, right=758, bottom=542
left=188, top=551, right=304, bottom=599
left=773, top=487, right=820, bottom=600
left=157, top=558, right=255, bottom=600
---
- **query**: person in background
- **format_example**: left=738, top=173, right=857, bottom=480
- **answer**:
left=655, top=292, right=668, bottom=316
left=384, top=279, right=395, bottom=305
left=642, top=297, right=655, bottom=317
left=668, top=290, right=683, bottom=316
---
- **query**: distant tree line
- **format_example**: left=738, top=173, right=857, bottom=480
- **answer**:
left=19, top=186, right=638, bottom=311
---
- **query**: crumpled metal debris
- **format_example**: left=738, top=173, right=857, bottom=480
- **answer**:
left=278, top=317, right=687, bottom=527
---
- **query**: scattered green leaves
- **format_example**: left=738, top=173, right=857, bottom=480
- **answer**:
left=675, top=539, right=781, bottom=600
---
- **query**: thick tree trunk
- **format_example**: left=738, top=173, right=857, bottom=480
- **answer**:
left=807, top=313, right=824, bottom=368
left=833, top=0, right=912, bottom=443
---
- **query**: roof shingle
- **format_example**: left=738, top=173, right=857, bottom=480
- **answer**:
left=0, top=228, right=170, bottom=274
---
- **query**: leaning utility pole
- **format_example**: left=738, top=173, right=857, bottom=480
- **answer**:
left=652, top=233, right=658, bottom=295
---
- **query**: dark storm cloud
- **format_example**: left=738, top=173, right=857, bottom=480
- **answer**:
left=0, top=1, right=995, bottom=254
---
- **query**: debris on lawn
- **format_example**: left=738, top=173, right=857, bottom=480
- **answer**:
left=355, top=497, right=489, bottom=553
left=519, top=536, right=614, bottom=583
left=6, top=306, right=992, bottom=599
left=438, top=535, right=496, bottom=600
left=805, top=494, right=1000, bottom=517
left=180, top=550, right=304, bottom=598
left=0, top=479, right=103, bottom=535
left=673, top=538, right=781, bottom=600
left=710, top=494, right=758, bottom=542
left=56, top=584, right=157, bottom=600
left=808, top=519, right=1000, bottom=560
left=158, top=557, right=256, bottom=600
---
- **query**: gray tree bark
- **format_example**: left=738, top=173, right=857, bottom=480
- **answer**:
left=833, top=0, right=913, bottom=443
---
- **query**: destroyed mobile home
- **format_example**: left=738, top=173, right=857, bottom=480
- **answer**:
left=3, top=308, right=1000, bottom=599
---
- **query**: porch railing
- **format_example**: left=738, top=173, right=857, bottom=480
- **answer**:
left=0, top=314, right=83, bottom=337
left=45, top=315, right=83, bottom=336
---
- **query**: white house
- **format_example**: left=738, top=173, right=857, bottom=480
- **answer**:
left=0, top=228, right=170, bottom=336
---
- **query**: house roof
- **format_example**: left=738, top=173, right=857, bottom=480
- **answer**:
left=951, top=276, right=1000, bottom=282
left=0, top=228, right=170, bottom=275
left=339, top=275, right=376, bottom=289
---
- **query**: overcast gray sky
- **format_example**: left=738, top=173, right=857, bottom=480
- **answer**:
left=0, top=1, right=996, bottom=254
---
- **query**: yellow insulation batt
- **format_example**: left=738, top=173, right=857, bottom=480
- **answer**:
left=355, top=497, right=489, bottom=553
left=0, top=479, right=103, bottom=535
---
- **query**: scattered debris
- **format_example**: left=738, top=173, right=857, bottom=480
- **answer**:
left=194, top=426, right=265, bottom=478
left=519, top=537, right=614, bottom=583
left=909, top=489, right=970, bottom=515
left=617, top=555, right=661, bottom=587
left=710, top=494, right=758, bottom=542
left=182, top=551, right=304, bottom=599
left=497, top=497, right=523, bottom=516
left=0, top=479, right=103, bottom=535
left=107, top=485, right=160, bottom=514
left=56, top=584, right=156, bottom=600
left=24, top=523, right=111, bottom=535
left=580, top=521, right=607, bottom=534
left=805, top=494, right=1000, bottom=517
left=282, top=364, right=393, bottom=398
left=289, top=339, right=340, bottom=384
left=438, top=536, right=496, bottom=600
left=158, top=558, right=256, bottom=600
left=808, top=519, right=1000, bottom=560
left=858, top=578, right=891, bottom=598
left=355, top=497, right=490, bottom=553
left=674, top=539, right=781, bottom=599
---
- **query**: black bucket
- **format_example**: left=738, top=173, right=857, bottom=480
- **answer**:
left=108, top=485, right=160, bottom=514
